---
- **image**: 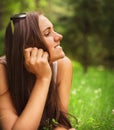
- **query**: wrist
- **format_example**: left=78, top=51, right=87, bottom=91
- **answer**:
left=35, top=73, right=52, bottom=81
left=36, top=76, right=51, bottom=83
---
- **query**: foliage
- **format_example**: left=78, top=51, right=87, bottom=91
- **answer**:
left=0, top=0, right=114, bottom=129
left=69, top=61, right=114, bottom=129
left=55, top=0, right=114, bottom=69
left=0, top=0, right=114, bottom=67
left=0, top=0, right=48, bottom=55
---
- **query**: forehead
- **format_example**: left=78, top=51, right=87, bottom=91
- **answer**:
left=39, top=15, right=53, bottom=32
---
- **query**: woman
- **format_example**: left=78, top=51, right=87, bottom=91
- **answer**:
left=0, top=12, right=75, bottom=130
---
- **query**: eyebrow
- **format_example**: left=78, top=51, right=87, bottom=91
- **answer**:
left=43, top=27, right=51, bottom=33
left=43, top=24, right=54, bottom=33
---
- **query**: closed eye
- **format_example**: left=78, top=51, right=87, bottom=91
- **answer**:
left=44, top=27, right=51, bottom=37
left=44, top=29, right=50, bottom=36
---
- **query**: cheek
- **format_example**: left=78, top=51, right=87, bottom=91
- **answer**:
left=47, top=46, right=55, bottom=59
left=46, top=44, right=53, bottom=53
left=43, top=37, right=55, bottom=56
left=48, top=47, right=55, bottom=57
left=44, top=42, right=54, bottom=58
left=44, top=39, right=54, bottom=50
left=44, top=36, right=54, bottom=46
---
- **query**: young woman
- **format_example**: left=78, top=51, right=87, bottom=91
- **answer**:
left=0, top=12, right=75, bottom=130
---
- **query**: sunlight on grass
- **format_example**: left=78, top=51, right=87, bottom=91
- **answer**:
left=69, top=61, right=114, bottom=130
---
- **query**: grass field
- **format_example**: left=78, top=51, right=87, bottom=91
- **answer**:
left=69, top=61, right=114, bottom=130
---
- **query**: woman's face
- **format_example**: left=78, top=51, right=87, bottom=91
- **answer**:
left=39, top=15, right=65, bottom=62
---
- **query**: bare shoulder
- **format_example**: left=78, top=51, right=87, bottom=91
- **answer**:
left=0, top=63, right=8, bottom=96
left=57, top=56, right=72, bottom=70
left=57, top=56, right=72, bottom=83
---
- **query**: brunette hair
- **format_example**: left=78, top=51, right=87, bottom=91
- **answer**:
left=5, top=12, right=72, bottom=129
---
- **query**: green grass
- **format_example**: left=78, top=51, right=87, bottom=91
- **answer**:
left=69, top=61, right=114, bottom=130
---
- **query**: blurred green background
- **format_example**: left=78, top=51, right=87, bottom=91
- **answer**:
left=0, top=0, right=114, bottom=129
left=0, top=0, right=114, bottom=70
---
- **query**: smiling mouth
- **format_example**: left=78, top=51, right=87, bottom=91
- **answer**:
left=55, top=45, right=62, bottom=49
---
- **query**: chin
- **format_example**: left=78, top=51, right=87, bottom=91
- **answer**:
left=51, top=54, right=65, bottom=62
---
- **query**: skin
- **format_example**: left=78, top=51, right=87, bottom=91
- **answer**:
left=39, top=15, right=65, bottom=63
left=0, top=15, right=75, bottom=130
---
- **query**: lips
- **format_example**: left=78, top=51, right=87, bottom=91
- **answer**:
left=54, top=44, right=61, bottom=49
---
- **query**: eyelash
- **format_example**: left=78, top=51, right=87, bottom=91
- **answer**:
left=44, top=31, right=50, bottom=37
left=45, top=33, right=50, bottom=36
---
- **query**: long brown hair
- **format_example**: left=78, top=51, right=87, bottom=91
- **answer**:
left=5, top=12, right=72, bottom=129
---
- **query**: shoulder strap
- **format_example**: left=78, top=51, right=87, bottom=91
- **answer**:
left=53, top=61, right=57, bottom=84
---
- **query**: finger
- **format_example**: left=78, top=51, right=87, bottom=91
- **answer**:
left=24, top=47, right=33, bottom=60
left=31, top=47, right=38, bottom=59
left=37, top=49, right=44, bottom=59
left=42, top=52, right=49, bottom=61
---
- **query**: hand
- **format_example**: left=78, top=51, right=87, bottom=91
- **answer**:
left=24, top=47, right=52, bottom=79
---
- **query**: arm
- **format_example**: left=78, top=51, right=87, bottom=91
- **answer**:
left=0, top=48, right=52, bottom=130
left=53, top=56, right=75, bottom=130
left=0, top=63, right=18, bottom=130
left=57, top=56, right=72, bottom=112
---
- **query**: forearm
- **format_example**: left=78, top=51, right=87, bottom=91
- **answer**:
left=12, top=78, right=51, bottom=130
left=57, top=57, right=72, bottom=112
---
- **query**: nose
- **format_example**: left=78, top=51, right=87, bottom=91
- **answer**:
left=54, top=31, right=63, bottom=41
